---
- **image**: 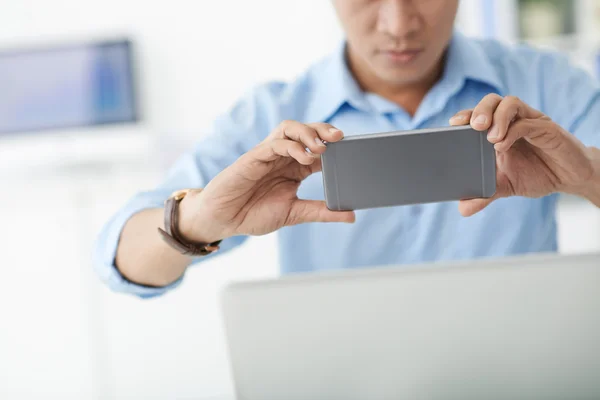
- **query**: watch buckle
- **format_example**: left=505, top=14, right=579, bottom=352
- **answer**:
left=171, top=189, right=192, bottom=201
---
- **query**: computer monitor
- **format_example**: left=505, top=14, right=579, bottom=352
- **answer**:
left=0, top=38, right=138, bottom=135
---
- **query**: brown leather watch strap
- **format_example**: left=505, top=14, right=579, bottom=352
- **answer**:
left=157, top=189, right=221, bottom=256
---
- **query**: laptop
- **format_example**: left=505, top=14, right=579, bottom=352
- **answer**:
left=220, top=252, right=600, bottom=400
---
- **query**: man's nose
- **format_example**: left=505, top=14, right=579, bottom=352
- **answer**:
left=377, top=0, right=421, bottom=39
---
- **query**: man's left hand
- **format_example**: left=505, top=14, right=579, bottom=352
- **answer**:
left=449, top=94, right=595, bottom=216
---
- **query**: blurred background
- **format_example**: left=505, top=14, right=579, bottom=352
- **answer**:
left=1, top=1, right=600, bottom=399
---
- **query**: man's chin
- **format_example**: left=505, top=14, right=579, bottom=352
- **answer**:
left=376, top=68, right=427, bottom=87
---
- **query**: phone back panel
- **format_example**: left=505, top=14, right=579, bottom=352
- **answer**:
left=321, top=125, right=496, bottom=211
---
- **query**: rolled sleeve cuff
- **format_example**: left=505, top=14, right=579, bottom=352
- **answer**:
left=93, top=190, right=183, bottom=299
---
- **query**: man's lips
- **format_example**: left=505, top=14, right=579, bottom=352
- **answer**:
left=380, top=48, right=424, bottom=64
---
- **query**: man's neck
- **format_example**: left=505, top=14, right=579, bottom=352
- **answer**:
left=346, top=47, right=446, bottom=117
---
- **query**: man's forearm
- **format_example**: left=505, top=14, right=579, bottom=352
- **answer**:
left=115, top=208, right=193, bottom=288
left=575, top=147, right=600, bottom=207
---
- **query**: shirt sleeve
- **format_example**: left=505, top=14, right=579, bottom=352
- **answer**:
left=92, top=83, right=283, bottom=298
left=569, top=94, right=600, bottom=149
left=539, top=51, right=600, bottom=148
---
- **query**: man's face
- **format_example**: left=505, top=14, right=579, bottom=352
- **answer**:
left=332, top=0, right=459, bottom=86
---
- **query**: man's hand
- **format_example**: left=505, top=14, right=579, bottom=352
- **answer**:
left=449, top=94, right=595, bottom=216
left=178, top=121, right=356, bottom=243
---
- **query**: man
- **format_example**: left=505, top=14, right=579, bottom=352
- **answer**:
left=94, top=0, right=600, bottom=298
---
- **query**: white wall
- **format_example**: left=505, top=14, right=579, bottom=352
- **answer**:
left=1, top=2, right=599, bottom=400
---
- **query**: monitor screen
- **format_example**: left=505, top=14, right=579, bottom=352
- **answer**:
left=0, top=39, right=138, bottom=134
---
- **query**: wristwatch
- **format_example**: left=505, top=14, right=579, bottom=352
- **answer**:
left=157, top=188, right=222, bottom=256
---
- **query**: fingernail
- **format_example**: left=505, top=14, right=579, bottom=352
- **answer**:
left=329, top=128, right=343, bottom=137
left=315, top=137, right=326, bottom=147
left=473, top=115, right=487, bottom=125
left=488, top=126, right=498, bottom=140
left=450, top=115, right=465, bottom=123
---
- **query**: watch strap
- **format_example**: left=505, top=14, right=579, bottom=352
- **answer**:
left=157, top=189, right=221, bottom=256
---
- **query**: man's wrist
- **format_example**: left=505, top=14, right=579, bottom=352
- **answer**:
left=177, top=191, right=224, bottom=244
left=570, top=147, right=600, bottom=207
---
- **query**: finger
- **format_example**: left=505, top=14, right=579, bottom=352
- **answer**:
left=286, top=200, right=356, bottom=226
left=306, top=122, right=345, bottom=143
left=307, top=156, right=323, bottom=174
left=487, top=96, right=545, bottom=144
left=493, top=118, right=544, bottom=152
left=289, top=156, right=324, bottom=181
left=272, top=120, right=344, bottom=155
left=277, top=120, right=327, bottom=155
left=251, top=138, right=317, bottom=165
left=449, top=109, right=473, bottom=126
left=470, top=93, right=504, bottom=131
left=486, top=96, right=521, bottom=144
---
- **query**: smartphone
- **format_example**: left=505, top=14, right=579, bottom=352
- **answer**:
left=321, top=125, right=496, bottom=211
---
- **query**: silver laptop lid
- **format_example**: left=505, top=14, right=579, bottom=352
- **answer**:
left=221, top=252, right=600, bottom=400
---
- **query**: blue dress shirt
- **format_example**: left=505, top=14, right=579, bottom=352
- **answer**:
left=93, top=32, right=600, bottom=298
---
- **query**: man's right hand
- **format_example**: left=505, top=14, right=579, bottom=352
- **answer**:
left=178, top=121, right=356, bottom=243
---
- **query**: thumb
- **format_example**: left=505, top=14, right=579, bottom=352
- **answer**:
left=458, top=172, right=512, bottom=217
left=286, top=200, right=356, bottom=226
left=458, top=196, right=497, bottom=217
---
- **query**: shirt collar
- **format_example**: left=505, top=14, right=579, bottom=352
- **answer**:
left=304, top=41, right=371, bottom=123
left=305, top=31, right=505, bottom=122
left=442, top=31, right=505, bottom=96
